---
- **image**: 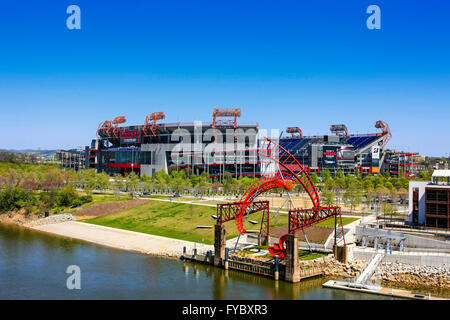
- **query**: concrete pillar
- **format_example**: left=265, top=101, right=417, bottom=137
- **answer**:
left=214, top=224, right=226, bottom=267
left=258, top=234, right=271, bottom=246
left=224, top=248, right=229, bottom=270
left=333, top=245, right=348, bottom=264
left=285, top=234, right=300, bottom=283
left=274, top=255, right=279, bottom=281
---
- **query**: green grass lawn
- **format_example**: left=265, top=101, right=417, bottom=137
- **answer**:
left=298, top=250, right=325, bottom=260
left=315, top=217, right=359, bottom=228
left=83, top=200, right=288, bottom=244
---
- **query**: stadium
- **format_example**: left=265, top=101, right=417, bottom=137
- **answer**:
left=58, top=108, right=420, bottom=178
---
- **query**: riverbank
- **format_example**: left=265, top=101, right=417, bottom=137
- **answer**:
left=0, top=209, right=41, bottom=225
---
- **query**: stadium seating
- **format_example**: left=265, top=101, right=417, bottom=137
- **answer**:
left=345, top=136, right=379, bottom=150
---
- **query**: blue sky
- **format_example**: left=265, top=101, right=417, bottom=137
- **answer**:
left=0, top=1, right=449, bottom=156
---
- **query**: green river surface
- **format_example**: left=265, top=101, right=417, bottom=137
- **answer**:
left=0, top=223, right=397, bottom=300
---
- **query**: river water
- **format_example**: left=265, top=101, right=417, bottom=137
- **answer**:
left=0, top=223, right=393, bottom=300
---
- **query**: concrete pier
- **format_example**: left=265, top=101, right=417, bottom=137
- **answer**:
left=214, top=224, right=226, bottom=267
left=285, top=234, right=300, bottom=283
left=334, top=245, right=348, bottom=264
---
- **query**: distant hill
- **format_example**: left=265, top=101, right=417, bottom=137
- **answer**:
left=0, top=149, right=59, bottom=155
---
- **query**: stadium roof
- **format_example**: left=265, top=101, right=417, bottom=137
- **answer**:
left=432, top=170, right=450, bottom=178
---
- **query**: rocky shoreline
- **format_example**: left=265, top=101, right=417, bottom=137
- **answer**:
left=374, top=261, right=450, bottom=290
left=0, top=211, right=75, bottom=227
left=25, top=214, right=75, bottom=227
left=0, top=210, right=39, bottom=226
left=299, top=255, right=367, bottom=278
left=294, top=255, right=450, bottom=292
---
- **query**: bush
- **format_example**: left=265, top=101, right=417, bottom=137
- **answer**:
left=71, top=199, right=84, bottom=208
left=57, top=185, right=78, bottom=207
left=0, top=186, right=33, bottom=212
left=80, top=195, right=93, bottom=204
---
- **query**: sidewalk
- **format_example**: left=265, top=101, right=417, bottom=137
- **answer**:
left=31, top=221, right=214, bottom=258
left=30, top=220, right=252, bottom=258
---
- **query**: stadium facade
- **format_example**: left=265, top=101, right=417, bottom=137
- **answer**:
left=57, top=108, right=420, bottom=178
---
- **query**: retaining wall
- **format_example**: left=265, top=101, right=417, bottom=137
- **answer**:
left=352, top=248, right=450, bottom=267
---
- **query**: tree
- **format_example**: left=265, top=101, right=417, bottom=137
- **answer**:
left=335, top=170, right=345, bottom=180
left=170, top=170, right=187, bottom=194
left=362, top=176, right=374, bottom=191
left=382, top=202, right=398, bottom=222
left=324, top=178, right=336, bottom=191
left=322, top=190, right=336, bottom=206
left=112, top=173, right=125, bottom=198
left=154, top=170, right=170, bottom=193
left=343, top=188, right=362, bottom=213
left=397, top=188, right=408, bottom=202
left=57, top=185, right=77, bottom=207
left=310, top=173, right=320, bottom=186
left=384, top=181, right=394, bottom=193
left=321, top=169, right=332, bottom=183
left=125, top=172, right=140, bottom=198
left=96, top=172, right=110, bottom=190
left=366, top=188, right=377, bottom=210
left=374, top=186, right=390, bottom=213
left=42, top=167, right=66, bottom=190
left=224, top=171, right=233, bottom=184
left=143, top=179, right=155, bottom=193
left=333, top=177, right=346, bottom=203
left=196, top=172, right=211, bottom=196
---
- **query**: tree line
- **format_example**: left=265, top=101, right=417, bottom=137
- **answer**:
left=0, top=153, right=436, bottom=217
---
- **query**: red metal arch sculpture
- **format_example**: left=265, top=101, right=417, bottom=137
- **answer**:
left=218, top=137, right=345, bottom=260
left=234, top=137, right=320, bottom=235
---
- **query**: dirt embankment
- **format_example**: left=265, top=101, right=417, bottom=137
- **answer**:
left=0, top=209, right=40, bottom=226
left=0, top=199, right=150, bottom=226
left=72, top=199, right=149, bottom=219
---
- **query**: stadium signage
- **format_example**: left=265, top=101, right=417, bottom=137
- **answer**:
left=322, top=146, right=339, bottom=166
left=121, top=131, right=140, bottom=138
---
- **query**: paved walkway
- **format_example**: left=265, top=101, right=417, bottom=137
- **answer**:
left=31, top=221, right=252, bottom=258
left=31, top=221, right=214, bottom=258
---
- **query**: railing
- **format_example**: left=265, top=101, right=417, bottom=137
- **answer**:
left=299, top=267, right=324, bottom=279
left=228, top=260, right=273, bottom=277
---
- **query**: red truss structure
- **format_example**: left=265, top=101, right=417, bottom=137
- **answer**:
left=216, top=136, right=345, bottom=260
left=330, top=124, right=349, bottom=138
left=212, top=108, right=241, bottom=129
left=375, top=120, right=392, bottom=147
left=286, top=127, right=303, bottom=139
left=216, top=201, right=269, bottom=224
left=143, top=112, right=165, bottom=140
left=289, top=207, right=345, bottom=248
left=97, top=120, right=112, bottom=137
left=212, top=108, right=241, bottom=142
left=110, top=116, right=127, bottom=139
left=96, top=116, right=126, bottom=140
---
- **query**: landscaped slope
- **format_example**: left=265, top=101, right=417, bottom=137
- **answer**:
left=84, top=200, right=288, bottom=244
